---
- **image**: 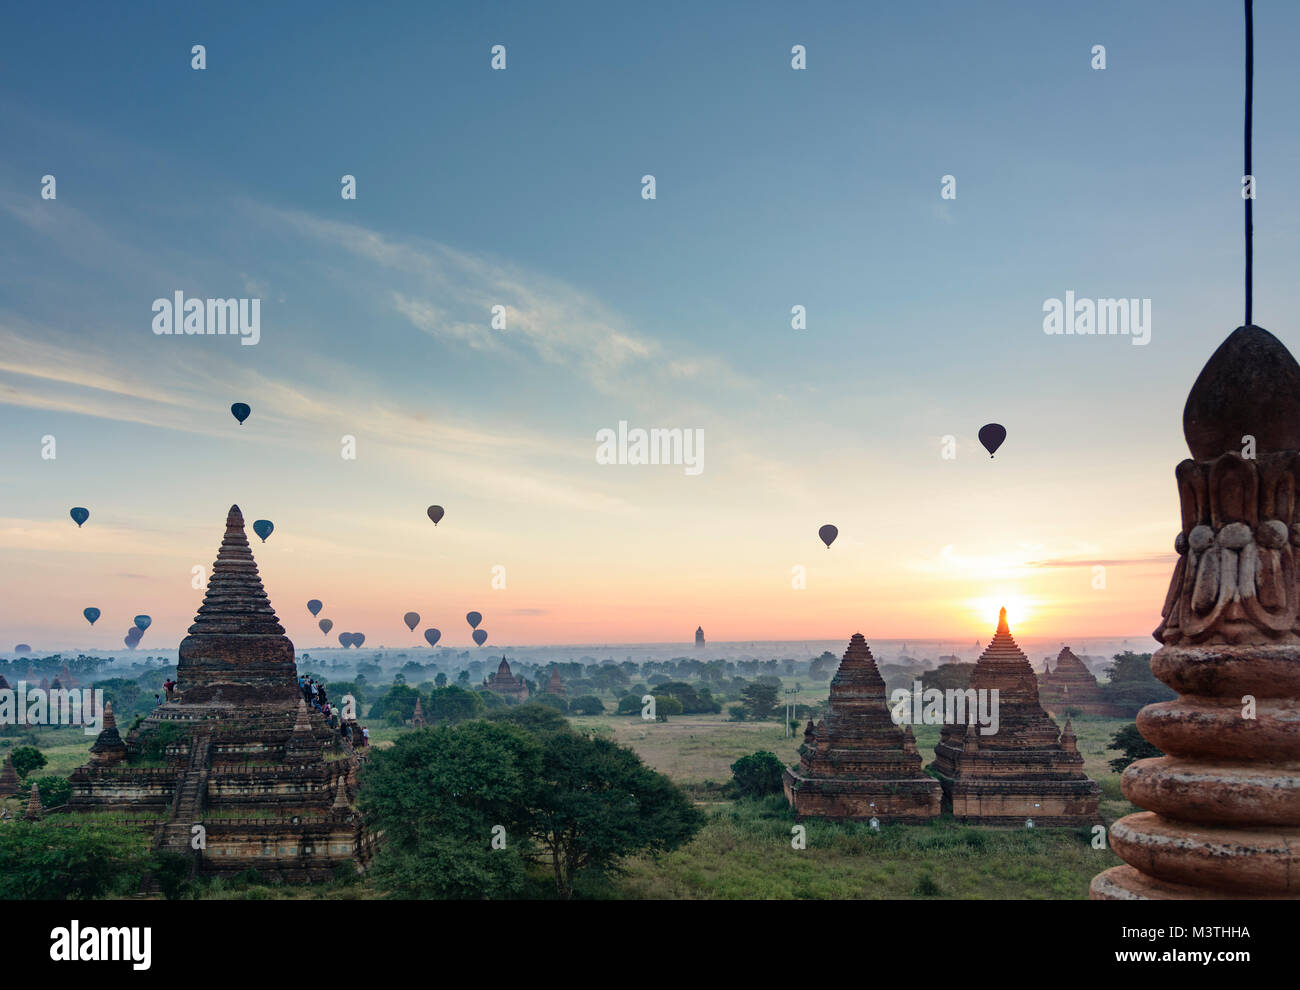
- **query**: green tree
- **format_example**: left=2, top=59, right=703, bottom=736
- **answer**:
left=532, top=693, right=569, bottom=714
left=369, top=683, right=420, bottom=722
left=0, top=823, right=149, bottom=899
left=740, top=682, right=779, bottom=720
left=434, top=672, right=448, bottom=688
left=730, top=751, right=786, bottom=798
left=1108, top=723, right=1164, bottom=774
left=525, top=731, right=704, bottom=898
left=568, top=696, right=604, bottom=715
left=361, top=721, right=541, bottom=899
left=615, top=694, right=643, bottom=716
left=424, top=685, right=486, bottom=724
left=486, top=702, right=570, bottom=736
left=921, top=663, right=975, bottom=692
left=653, top=695, right=683, bottom=722
left=1102, top=652, right=1176, bottom=716
left=33, top=775, right=71, bottom=808
left=10, top=746, right=46, bottom=779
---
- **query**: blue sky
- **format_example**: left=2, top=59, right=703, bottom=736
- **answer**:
left=2, top=0, right=1298, bottom=649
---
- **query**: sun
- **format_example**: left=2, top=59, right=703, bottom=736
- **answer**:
left=970, top=594, right=1035, bottom=632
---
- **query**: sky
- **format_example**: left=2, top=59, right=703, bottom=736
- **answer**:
left=3, top=0, right=1299, bottom=651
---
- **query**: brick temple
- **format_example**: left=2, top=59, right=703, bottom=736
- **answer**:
left=543, top=665, right=565, bottom=697
left=65, top=505, right=371, bottom=882
left=1038, top=646, right=1113, bottom=716
left=930, top=609, right=1099, bottom=825
left=484, top=656, right=529, bottom=704
left=783, top=633, right=941, bottom=822
left=1094, top=326, right=1300, bottom=899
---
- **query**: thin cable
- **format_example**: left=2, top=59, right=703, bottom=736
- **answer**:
left=1245, top=0, right=1254, bottom=326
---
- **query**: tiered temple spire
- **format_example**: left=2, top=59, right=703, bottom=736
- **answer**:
left=783, top=633, right=941, bottom=822
left=174, top=505, right=300, bottom=707
left=930, top=609, right=1099, bottom=825
left=1093, top=326, right=1300, bottom=899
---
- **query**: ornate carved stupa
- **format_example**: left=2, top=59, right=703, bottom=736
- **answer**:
left=783, top=633, right=941, bottom=822
left=929, top=609, right=1099, bottom=825
left=484, top=656, right=529, bottom=704
left=1038, top=646, right=1108, bottom=715
left=1093, top=326, right=1300, bottom=899
left=64, top=505, right=371, bottom=882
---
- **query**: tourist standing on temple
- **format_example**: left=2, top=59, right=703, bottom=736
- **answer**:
left=163, top=678, right=176, bottom=701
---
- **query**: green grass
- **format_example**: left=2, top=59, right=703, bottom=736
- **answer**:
left=613, top=795, right=1121, bottom=899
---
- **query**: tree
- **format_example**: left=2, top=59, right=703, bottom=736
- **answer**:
left=809, top=652, right=836, bottom=681
left=424, top=685, right=485, bottom=724
left=361, top=721, right=541, bottom=899
left=532, top=693, right=569, bottom=714
left=1108, top=723, right=1163, bottom=774
left=0, top=823, right=149, bottom=899
left=10, top=746, right=46, bottom=779
left=435, top=672, right=448, bottom=688
left=730, top=751, right=786, bottom=798
left=34, top=775, right=71, bottom=808
left=740, top=682, right=779, bottom=720
left=525, top=731, right=704, bottom=898
left=568, top=696, right=604, bottom=715
left=369, top=683, right=420, bottom=722
left=921, top=663, right=975, bottom=693
left=486, top=702, right=571, bottom=736
left=653, top=695, right=683, bottom=722
left=615, top=694, right=643, bottom=716
left=1102, top=652, right=1176, bottom=716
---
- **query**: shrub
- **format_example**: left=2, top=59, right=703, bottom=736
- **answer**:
left=730, top=751, right=786, bottom=798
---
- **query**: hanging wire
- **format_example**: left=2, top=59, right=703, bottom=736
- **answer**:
left=1245, top=0, right=1254, bottom=325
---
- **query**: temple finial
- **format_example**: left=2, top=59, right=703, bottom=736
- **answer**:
left=996, top=607, right=1009, bottom=635
left=1183, top=325, right=1300, bottom=458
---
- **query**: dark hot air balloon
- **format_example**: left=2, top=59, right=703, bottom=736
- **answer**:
left=231, top=402, right=251, bottom=425
left=307, top=599, right=323, bottom=617
left=123, top=636, right=136, bottom=649
left=427, top=505, right=445, bottom=526
left=83, top=607, right=100, bottom=626
left=353, top=633, right=365, bottom=647
left=978, top=423, right=1007, bottom=458
left=253, top=520, right=274, bottom=542
left=403, top=611, right=420, bottom=631
left=818, top=524, right=838, bottom=549
left=133, top=615, right=152, bottom=631
left=466, top=611, right=482, bottom=629
left=14, top=644, right=31, bottom=655
left=318, top=618, right=334, bottom=635
left=70, top=507, right=89, bottom=527
left=472, top=629, right=487, bottom=646
left=338, top=632, right=351, bottom=647
left=424, top=628, right=441, bottom=647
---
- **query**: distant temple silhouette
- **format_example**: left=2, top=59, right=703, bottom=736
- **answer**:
left=694, top=626, right=705, bottom=648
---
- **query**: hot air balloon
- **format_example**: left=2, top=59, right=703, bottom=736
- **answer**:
left=253, top=520, right=274, bottom=542
left=818, top=524, right=838, bottom=549
left=231, top=402, right=251, bottom=425
left=466, top=611, right=482, bottom=629
left=123, top=636, right=136, bottom=649
left=307, top=599, right=323, bottom=617
left=472, top=629, right=488, bottom=646
left=338, top=632, right=351, bottom=647
left=126, top=626, right=142, bottom=641
left=83, top=607, right=100, bottom=626
left=403, top=612, right=420, bottom=631
left=427, top=505, right=445, bottom=526
left=424, top=628, right=441, bottom=647
left=353, top=633, right=365, bottom=647
left=318, top=618, right=334, bottom=635
left=978, top=423, right=1007, bottom=458
left=14, top=644, right=30, bottom=655
left=133, top=615, right=152, bottom=631
left=70, top=507, right=89, bottom=527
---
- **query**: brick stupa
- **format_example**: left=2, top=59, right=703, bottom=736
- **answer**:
left=544, top=665, right=565, bottom=697
left=930, top=609, right=1099, bottom=825
left=484, top=657, right=529, bottom=704
left=783, top=634, right=941, bottom=822
left=64, top=505, right=371, bottom=882
left=1038, top=646, right=1108, bottom=715
left=1094, top=326, right=1300, bottom=899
